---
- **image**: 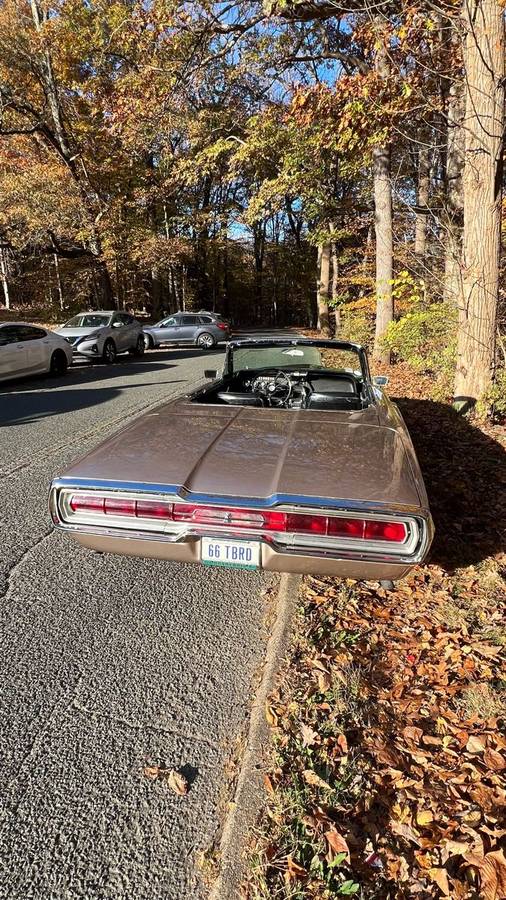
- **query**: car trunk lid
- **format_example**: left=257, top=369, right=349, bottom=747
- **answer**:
left=62, top=404, right=422, bottom=509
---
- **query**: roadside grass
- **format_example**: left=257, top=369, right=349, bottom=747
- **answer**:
left=455, top=683, right=506, bottom=723
left=243, top=364, right=506, bottom=900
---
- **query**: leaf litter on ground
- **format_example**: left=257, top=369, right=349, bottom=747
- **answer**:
left=245, top=363, right=506, bottom=899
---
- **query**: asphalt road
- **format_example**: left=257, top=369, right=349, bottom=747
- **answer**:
left=0, top=347, right=275, bottom=900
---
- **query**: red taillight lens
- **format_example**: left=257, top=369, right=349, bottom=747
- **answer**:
left=263, top=510, right=288, bottom=530
left=327, top=517, right=407, bottom=542
left=136, top=500, right=173, bottom=519
left=364, top=520, right=407, bottom=542
left=67, top=495, right=407, bottom=543
left=104, top=497, right=136, bottom=516
left=328, top=517, right=364, bottom=537
left=69, top=495, right=173, bottom=519
left=216, top=322, right=228, bottom=330
left=70, top=494, right=105, bottom=513
left=286, top=513, right=327, bottom=534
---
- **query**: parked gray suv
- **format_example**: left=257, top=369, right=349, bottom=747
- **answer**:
left=143, top=312, right=230, bottom=351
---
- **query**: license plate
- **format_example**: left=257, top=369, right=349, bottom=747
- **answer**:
left=200, top=537, right=260, bottom=570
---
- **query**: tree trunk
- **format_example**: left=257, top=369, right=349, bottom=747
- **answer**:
left=222, top=237, right=230, bottom=319
left=194, top=177, right=212, bottom=307
left=0, top=248, right=10, bottom=309
left=444, top=225, right=462, bottom=305
left=150, top=267, right=163, bottom=317
left=172, top=265, right=182, bottom=310
left=317, top=242, right=331, bottom=336
left=272, top=215, right=280, bottom=326
left=181, top=265, right=187, bottom=311
left=454, top=0, right=505, bottom=402
left=53, top=252, right=64, bottom=310
left=167, top=265, right=175, bottom=312
left=253, top=222, right=266, bottom=322
left=414, top=146, right=430, bottom=256
left=372, top=27, right=393, bottom=364
left=29, top=0, right=73, bottom=160
left=93, top=260, right=114, bottom=308
left=443, top=75, right=464, bottom=304
left=331, top=241, right=340, bottom=334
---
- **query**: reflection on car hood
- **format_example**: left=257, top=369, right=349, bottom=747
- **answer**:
left=56, top=326, right=106, bottom=339
left=61, top=403, right=422, bottom=509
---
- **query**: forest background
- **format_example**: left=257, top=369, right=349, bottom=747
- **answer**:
left=0, top=0, right=504, bottom=411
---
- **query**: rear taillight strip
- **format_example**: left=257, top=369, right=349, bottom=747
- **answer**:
left=67, top=493, right=408, bottom=543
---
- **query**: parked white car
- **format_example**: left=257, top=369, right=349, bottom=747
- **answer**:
left=56, top=310, right=145, bottom=363
left=0, top=322, right=73, bottom=384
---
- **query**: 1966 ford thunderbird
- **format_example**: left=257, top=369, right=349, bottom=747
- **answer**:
left=49, top=338, right=433, bottom=581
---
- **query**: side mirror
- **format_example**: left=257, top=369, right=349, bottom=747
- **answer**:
left=112, top=321, right=123, bottom=328
left=373, top=375, right=389, bottom=387
left=204, top=369, right=218, bottom=380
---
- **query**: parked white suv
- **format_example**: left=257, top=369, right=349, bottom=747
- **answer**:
left=56, top=311, right=145, bottom=364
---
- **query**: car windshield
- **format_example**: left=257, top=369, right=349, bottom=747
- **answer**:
left=64, top=314, right=111, bottom=328
left=230, top=343, right=363, bottom=376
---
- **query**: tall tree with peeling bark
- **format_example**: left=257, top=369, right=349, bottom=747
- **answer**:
left=372, top=23, right=394, bottom=365
left=414, top=145, right=430, bottom=258
left=442, top=35, right=465, bottom=307
left=317, top=242, right=332, bottom=336
left=0, top=246, right=10, bottom=309
left=454, top=0, right=505, bottom=402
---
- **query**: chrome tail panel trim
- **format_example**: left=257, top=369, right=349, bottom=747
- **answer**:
left=52, top=477, right=430, bottom=517
left=49, top=481, right=434, bottom=566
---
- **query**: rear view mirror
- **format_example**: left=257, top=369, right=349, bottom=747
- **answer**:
left=204, top=369, right=218, bottom=380
left=373, top=375, right=389, bottom=387
left=112, top=321, right=122, bottom=328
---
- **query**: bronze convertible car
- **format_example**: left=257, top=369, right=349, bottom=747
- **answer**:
left=49, top=339, right=433, bottom=581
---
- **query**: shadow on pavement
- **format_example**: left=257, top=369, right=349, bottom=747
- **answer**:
left=0, top=346, right=226, bottom=426
left=1, top=345, right=225, bottom=391
left=0, top=380, right=189, bottom=427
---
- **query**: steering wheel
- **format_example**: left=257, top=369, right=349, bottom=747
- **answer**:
left=251, top=370, right=292, bottom=406
left=270, top=370, right=292, bottom=406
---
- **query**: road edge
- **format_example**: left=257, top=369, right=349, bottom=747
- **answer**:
left=209, top=572, right=300, bottom=900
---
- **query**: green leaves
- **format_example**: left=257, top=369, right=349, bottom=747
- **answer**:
left=382, top=302, right=457, bottom=397
left=338, top=880, right=360, bottom=895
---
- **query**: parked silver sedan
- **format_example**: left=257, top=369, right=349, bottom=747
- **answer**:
left=143, top=312, right=230, bottom=350
left=56, top=311, right=145, bottom=363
